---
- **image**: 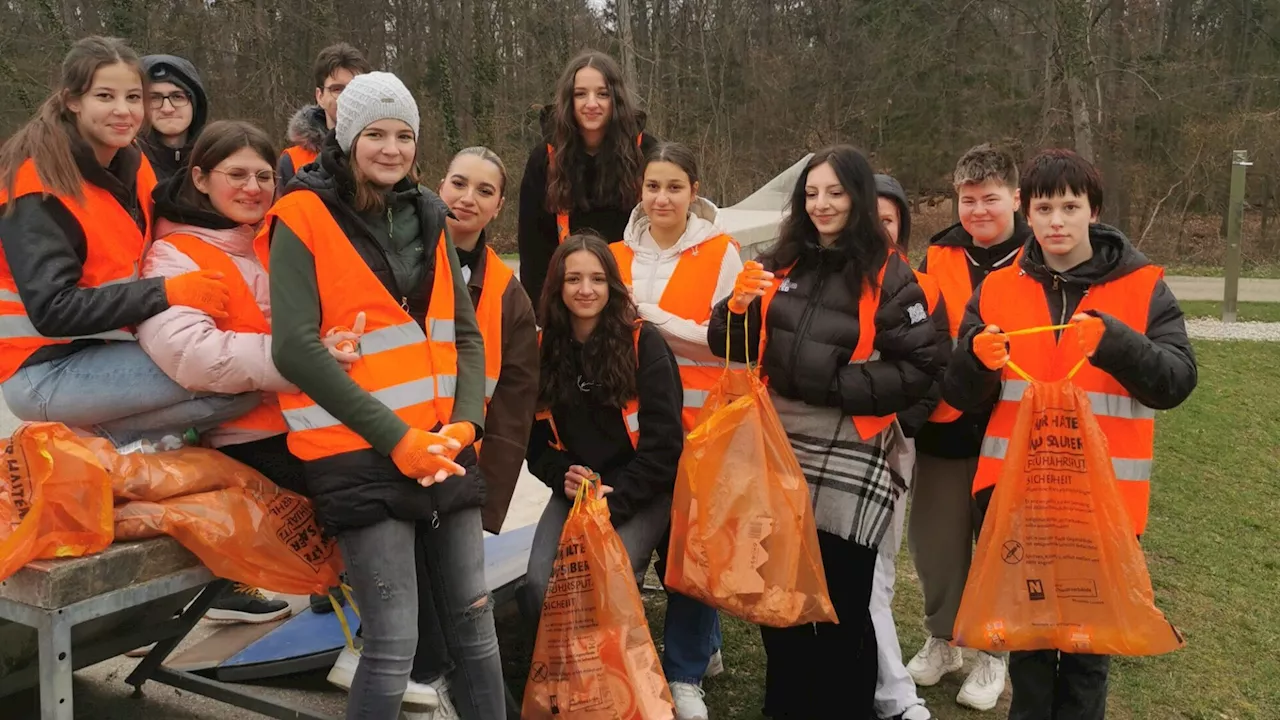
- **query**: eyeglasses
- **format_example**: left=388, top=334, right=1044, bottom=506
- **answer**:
left=211, top=169, right=277, bottom=189
left=149, top=92, right=191, bottom=110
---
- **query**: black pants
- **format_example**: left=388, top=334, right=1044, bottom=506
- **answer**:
left=1009, top=651, right=1110, bottom=720
left=759, top=530, right=878, bottom=719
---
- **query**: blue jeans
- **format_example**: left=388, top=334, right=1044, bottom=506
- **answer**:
left=411, top=507, right=505, bottom=720
left=0, top=342, right=259, bottom=445
left=654, top=530, right=723, bottom=684
left=339, top=518, right=420, bottom=720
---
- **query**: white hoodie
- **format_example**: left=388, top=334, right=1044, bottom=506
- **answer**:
left=619, top=197, right=743, bottom=365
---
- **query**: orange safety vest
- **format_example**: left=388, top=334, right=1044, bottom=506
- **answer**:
left=758, top=260, right=896, bottom=441
left=548, top=134, right=644, bottom=244
left=0, top=156, right=156, bottom=382
left=281, top=146, right=318, bottom=174
left=911, top=266, right=963, bottom=424
left=163, top=234, right=290, bottom=436
left=257, top=190, right=459, bottom=461
left=474, top=245, right=517, bottom=405
left=536, top=326, right=642, bottom=451
left=610, top=234, right=740, bottom=431
left=972, top=264, right=1163, bottom=535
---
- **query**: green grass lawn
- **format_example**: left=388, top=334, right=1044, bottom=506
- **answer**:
left=501, top=340, right=1280, bottom=718
left=1179, top=301, right=1280, bottom=323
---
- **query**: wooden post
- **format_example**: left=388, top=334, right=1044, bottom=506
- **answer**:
left=1223, top=150, right=1250, bottom=323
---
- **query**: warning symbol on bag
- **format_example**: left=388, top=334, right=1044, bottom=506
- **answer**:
left=532, top=662, right=549, bottom=683
left=1027, top=579, right=1045, bottom=601
left=1001, top=540, right=1024, bottom=564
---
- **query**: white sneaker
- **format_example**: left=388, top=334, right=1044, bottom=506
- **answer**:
left=421, top=677, right=457, bottom=718
left=906, top=637, right=963, bottom=687
left=705, top=649, right=725, bottom=678
left=326, top=646, right=360, bottom=692
left=670, top=681, right=709, bottom=720
left=956, top=652, right=1007, bottom=711
left=327, top=647, right=439, bottom=710
left=402, top=678, right=441, bottom=711
left=898, top=705, right=932, bottom=720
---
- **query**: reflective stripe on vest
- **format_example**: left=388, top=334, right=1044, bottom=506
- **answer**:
left=0, top=155, right=155, bottom=382
left=474, top=246, right=515, bottom=403
left=257, top=191, right=456, bottom=460
left=611, top=234, right=741, bottom=432
left=163, top=233, right=289, bottom=436
left=548, top=134, right=644, bottom=244
left=758, top=258, right=896, bottom=441
left=971, top=263, right=1163, bottom=535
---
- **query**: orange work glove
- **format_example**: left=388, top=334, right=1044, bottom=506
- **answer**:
left=972, top=325, right=1010, bottom=371
left=437, top=422, right=477, bottom=460
left=165, top=270, right=230, bottom=318
left=390, top=428, right=465, bottom=485
left=728, top=261, right=774, bottom=313
left=1072, top=313, right=1107, bottom=358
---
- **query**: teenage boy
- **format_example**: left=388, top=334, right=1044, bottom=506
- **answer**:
left=905, top=144, right=1032, bottom=711
left=277, top=42, right=372, bottom=188
left=872, top=174, right=939, bottom=720
left=139, top=55, right=209, bottom=181
left=941, top=148, right=1196, bottom=719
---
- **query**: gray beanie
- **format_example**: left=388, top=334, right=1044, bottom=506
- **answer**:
left=335, top=72, right=420, bottom=153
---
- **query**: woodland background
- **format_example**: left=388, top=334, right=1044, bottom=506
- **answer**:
left=3, top=0, right=1280, bottom=264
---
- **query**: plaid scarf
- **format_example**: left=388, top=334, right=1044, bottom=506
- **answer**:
left=771, top=392, right=908, bottom=549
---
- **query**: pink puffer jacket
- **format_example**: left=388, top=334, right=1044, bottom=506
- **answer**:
left=138, top=218, right=296, bottom=447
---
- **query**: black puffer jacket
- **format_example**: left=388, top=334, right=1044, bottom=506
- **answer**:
left=943, top=224, right=1198, bottom=417
left=709, top=248, right=944, bottom=418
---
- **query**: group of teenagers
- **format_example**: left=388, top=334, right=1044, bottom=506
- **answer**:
left=0, top=31, right=1199, bottom=720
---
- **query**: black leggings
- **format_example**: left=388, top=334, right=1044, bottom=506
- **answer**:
left=759, top=530, right=879, bottom=719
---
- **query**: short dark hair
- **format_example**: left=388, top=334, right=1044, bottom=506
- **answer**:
left=645, top=141, right=699, bottom=185
left=312, top=43, right=371, bottom=90
left=953, top=143, right=1019, bottom=190
left=1019, top=149, right=1105, bottom=216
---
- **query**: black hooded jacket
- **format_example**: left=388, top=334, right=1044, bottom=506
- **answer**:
left=267, top=136, right=487, bottom=534
left=276, top=105, right=329, bottom=188
left=516, top=106, right=658, bottom=316
left=943, top=224, right=1198, bottom=423
left=708, top=248, right=944, bottom=420
left=0, top=139, right=168, bottom=371
left=139, top=55, right=209, bottom=182
left=874, top=174, right=950, bottom=437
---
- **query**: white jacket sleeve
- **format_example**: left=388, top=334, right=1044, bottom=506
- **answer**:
left=137, top=241, right=298, bottom=395
left=636, top=242, right=744, bottom=364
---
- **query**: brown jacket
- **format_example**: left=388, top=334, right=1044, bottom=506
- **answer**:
left=468, top=240, right=540, bottom=533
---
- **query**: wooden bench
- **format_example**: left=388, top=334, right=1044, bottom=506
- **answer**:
left=0, top=525, right=536, bottom=720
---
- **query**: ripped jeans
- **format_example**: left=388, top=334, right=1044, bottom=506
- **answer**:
left=411, top=507, right=505, bottom=720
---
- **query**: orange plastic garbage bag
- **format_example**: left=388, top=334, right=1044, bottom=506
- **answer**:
left=664, top=366, right=837, bottom=627
left=111, top=449, right=342, bottom=596
left=522, top=482, right=674, bottom=720
left=0, top=423, right=114, bottom=581
left=953, top=378, right=1184, bottom=656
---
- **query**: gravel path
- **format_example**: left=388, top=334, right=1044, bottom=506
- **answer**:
left=1184, top=317, right=1280, bottom=341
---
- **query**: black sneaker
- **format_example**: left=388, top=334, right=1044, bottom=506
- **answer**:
left=310, top=585, right=347, bottom=614
left=205, top=583, right=292, bottom=623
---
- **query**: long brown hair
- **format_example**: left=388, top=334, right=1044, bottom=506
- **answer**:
left=348, top=134, right=420, bottom=213
left=545, top=51, right=645, bottom=215
left=538, top=233, right=639, bottom=410
left=0, top=37, right=143, bottom=206
left=178, top=120, right=279, bottom=216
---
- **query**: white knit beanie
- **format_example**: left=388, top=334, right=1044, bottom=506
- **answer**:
left=335, top=72, right=420, bottom=153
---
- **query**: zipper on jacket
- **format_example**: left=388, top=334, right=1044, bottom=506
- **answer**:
left=788, top=272, right=827, bottom=379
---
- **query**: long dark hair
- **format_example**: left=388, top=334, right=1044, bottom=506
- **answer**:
left=545, top=51, right=645, bottom=214
left=179, top=120, right=278, bottom=216
left=1, top=36, right=143, bottom=206
left=764, top=145, right=889, bottom=294
left=538, top=234, right=639, bottom=410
